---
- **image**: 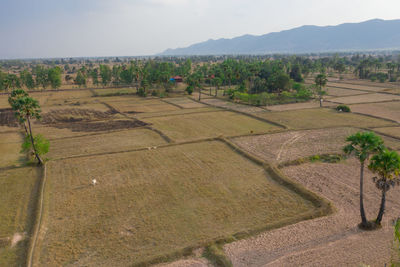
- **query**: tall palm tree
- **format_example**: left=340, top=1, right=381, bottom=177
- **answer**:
left=8, top=89, right=29, bottom=135
left=314, top=74, right=328, bottom=107
left=13, top=96, right=43, bottom=165
left=369, top=149, right=400, bottom=225
left=344, top=132, right=384, bottom=228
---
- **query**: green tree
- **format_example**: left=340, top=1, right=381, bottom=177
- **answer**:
left=8, top=89, right=29, bottom=135
left=75, top=71, right=87, bottom=87
left=99, top=64, right=112, bottom=86
left=369, top=150, right=400, bottom=225
left=48, top=67, right=62, bottom=89
left=20, top=70, right=35, bottom=90
left=343, top=132, right=384, bottom=228
left=314, top=73, right=328, bottom=107
left=21, top=134, right=50, bottom=162
left=11, top=95, right=44, bottom=164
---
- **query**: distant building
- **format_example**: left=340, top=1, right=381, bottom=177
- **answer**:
left=170, top=76, right=183, bottom=83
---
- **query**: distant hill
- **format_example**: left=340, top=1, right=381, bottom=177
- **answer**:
left=159, top=19, right=400, bottom=55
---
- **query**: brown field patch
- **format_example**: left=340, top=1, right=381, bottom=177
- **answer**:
left=39, top=141, right=317, bottom=266
left=43, top=119, right=147, bottom=133
left=0, top=132, right=25, bottom=168
left=0, top=167, right=40, bottom=267
left=266, top=101, right=334, bottom=111
left=225, top=159, right=400, bottom=266
left=255, top=108, right=394, bottom=130
left=328, top=82, right=390, bottom=92
left=144, top=111, right=281, bottom=142
left=104, top=98, right=180, bottom=113
left=350, top=101, right=400, bottom=122
left=48, top=128, right=166, bottom=159
left=200, top=98, right=267, bottom=114
left=133, top=107, right=219, bottom=119
left=40, top=108, right=118, bottom=124
left=374, top=127, right=400, bottom=139
left=232, top=127, right=358, bottom=164
left=162, top=98, right=206, bottom=109
left=0, top=109, right=18, bottom=127
left=325, top=87, right=369, bottom=97
left=0, top=95, right=9, bottom=109
left=328, top=93, right=400, bottom=104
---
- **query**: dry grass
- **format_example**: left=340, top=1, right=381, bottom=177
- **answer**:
left=200, top=98, right=266, bottom=114
left=133, top=107, right=219, bottom=119
left=48, top=128, right=167, bottom=159
left=92, top=88, right=137, bottom=96
left=0, top=132, right=25, bottom=168
left=329, top=93, right=400, bottom=104
left=38, top=141, right=316, bottom=266
left=232, top=127, right=358, bottom=164
left=255, top=108, right=396, bottom=130
left=374, top=127, right=400, bottom=139
left=162, top=98, right=207, bottom=109
left=104, top=98, right=180, bottom=113
left=325, top=87, right=369, bottom=97
left=266, top=101, right=334, bottom=111
left=144, top=111, right=281, bottom=142
left=350, top=101, right=400, bottom=123
left=327, top=82, right=390, bottom=92
left=0, top=167, right=40, bottom=267
left=0, top=95, right=9, bottom=109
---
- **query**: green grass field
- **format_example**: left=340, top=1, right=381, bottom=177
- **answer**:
left=38, top=141, right=317, bottom=266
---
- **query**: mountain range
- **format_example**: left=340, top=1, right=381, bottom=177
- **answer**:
left=159, top=19, right=400, bottom=55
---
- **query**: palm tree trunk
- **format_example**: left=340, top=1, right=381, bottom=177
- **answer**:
left=198, top=87, right=201, bottom=101
left=27, top=117, right=42, bottom=165
left=376, top=185, right=387, bottom=224
left=359, top=161, right=368, bottom=226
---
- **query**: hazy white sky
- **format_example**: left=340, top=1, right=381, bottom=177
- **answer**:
left=0, top=0, right=399, bottom=59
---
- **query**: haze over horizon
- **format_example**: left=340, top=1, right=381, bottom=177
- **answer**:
left=1, top=0, right=400, bottom=59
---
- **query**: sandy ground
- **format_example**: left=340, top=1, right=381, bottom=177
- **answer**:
left=350, top=101, right=400, bottom=123
left=224, top=159, right=400, bottom=266
left=265, top=101, right=335, bottom=111
left=232, top=128, right=358, bottom=164
left=329, top=93, right=400, bottom=104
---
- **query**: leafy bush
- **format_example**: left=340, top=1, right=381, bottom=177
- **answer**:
left=185, top=85, right=193, bottom=95
left=21, top=134, right=50, bottom=161
left=336, top=104, right=351, bottom=112
left=137, top=88, right=147, bottom=97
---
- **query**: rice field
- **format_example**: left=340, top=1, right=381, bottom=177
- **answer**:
left=37, top=141, right=318, bottom=266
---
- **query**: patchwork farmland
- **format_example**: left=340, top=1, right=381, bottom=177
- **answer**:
left=1, top=77, right=400, bottom=267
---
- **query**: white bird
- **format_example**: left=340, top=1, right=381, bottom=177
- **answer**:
left=92, top=179, right=97, bottom=186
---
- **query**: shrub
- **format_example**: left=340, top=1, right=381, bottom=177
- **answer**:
left=137, top=88, right=147, bottom=97
left=185, top=85, right=194, bottom=95
left=336, top=104, right=351, bottom=112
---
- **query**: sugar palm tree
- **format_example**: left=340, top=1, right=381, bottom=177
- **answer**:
left=369, top=149, right=400, bottom=225
left=314, top=74, right=328, bottom=107
left=344, top=132, right=384, bottom=228
left=8, top=89, right=29, bottom=135
left=13, top=96, right=43, bottom=165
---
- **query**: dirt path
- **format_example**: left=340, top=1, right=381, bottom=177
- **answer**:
left=224, top=160, right=400, bottom=266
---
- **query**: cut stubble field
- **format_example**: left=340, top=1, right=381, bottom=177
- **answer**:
left=37, top=141, right=321, bottom=266
left=255, top=108, right=395, bottom=130
left=143, top=111, right=282, bottom=142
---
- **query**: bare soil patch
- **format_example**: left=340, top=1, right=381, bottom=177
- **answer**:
left=40, top=108, right=118, bottom=124
left=224, top=159, right=400, bottom=266
left=39, top=141, right=316, bottom=266
left=0, top=109, right=18, bottom=127
left=329, top=93, right=400, bottom=104
left=46, top=119, right=147, bottom=132
left=232, top=127, right=358, bottom=164
left=350, top=101, right=400, bottom=123
left=265, top=101, right=335, bottom=111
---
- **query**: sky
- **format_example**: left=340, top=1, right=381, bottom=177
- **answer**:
left=0, top=0, right=399, bottom=59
